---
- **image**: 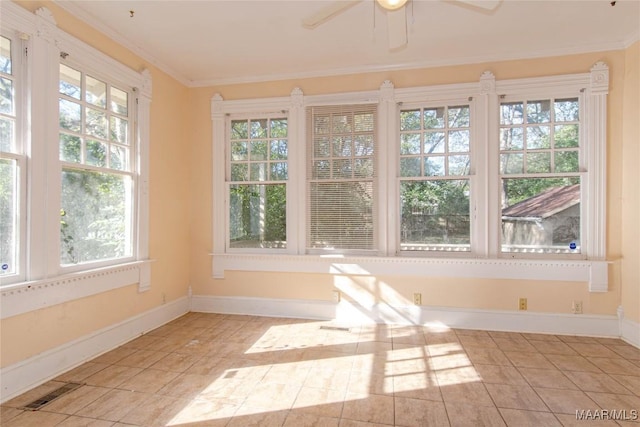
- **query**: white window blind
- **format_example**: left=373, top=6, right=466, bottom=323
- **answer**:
left=306, top=104, right=377, bottom=251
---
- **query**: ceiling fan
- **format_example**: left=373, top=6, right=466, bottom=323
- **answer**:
left=302, top=0, right=502, bottom=50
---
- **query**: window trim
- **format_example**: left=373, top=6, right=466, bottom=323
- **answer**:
left=210, top=65, right=608, bottom=292
left=0, top=3, right=152, bottom=319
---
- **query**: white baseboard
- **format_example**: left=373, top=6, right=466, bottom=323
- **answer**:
left=0, top=296, right=189, bottom=404
left=192, top=295, right=621, bottom=338
left=620, top=318, right=640, bottom=348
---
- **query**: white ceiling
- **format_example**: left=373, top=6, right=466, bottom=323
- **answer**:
left=54, top=0, right=640, bottom=87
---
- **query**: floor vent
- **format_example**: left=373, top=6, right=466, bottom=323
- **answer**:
left=320, top=325, right=351, bottom=332
left=22, top=382, right=83, bottom=411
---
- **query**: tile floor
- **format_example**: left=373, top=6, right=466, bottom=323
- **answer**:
left=2, top=313, right=640, bottom=426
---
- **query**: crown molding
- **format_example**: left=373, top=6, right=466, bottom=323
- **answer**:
left=51, top=0, right=192, bottom=87
left=44, top=1, right=639, bottom=88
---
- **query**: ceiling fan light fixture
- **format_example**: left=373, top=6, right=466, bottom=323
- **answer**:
left=376, top=0, right=408, bottom=11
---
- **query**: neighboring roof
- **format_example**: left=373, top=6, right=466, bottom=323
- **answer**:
left=502, top=184, right=580, bottom=219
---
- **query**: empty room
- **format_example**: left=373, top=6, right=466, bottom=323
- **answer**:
left=1, top=0, right=639, bottom=425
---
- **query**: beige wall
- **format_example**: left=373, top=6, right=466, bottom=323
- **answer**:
left=0, top=1, right=192, bottom=367
left=189, top=50, right=629, bottom=318
left=621, top=41, right=640, bottom=323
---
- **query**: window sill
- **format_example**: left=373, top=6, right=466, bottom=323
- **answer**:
left=0, top=260, right=153, bottom=319
left=211, top=253, right=609, bottom=293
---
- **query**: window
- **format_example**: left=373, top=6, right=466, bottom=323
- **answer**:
left=227, top=116, right=288, bottom=250
left=0, top=34, right=25, bottom=281
left=211, top=67, right=609, bottom=290
left=307, top=105, right=376, bottom=252
left=399, top=104, right=471, bottom=252
left=499, top=97, right=581, bottom=255
left=0, top=3, right=153, bottom=317
left=58, top=63, right=135, bottom=266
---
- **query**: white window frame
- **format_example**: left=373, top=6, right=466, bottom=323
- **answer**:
left=225, top=112, right=290, bottom=254
left=0, top=27, right=29, bottom=284
left=0, top=3, right=153, bottom=319
left=211, top=68, right=608, bottom=292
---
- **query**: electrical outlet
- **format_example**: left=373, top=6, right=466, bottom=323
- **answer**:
left=572, top=300, right=583, bottom=314
left=162, top=293, right=166, bottom=304
left=332, top=290, right=341, bottom=303
left=413, top=293, right=422, bottom=305
left=518, top=298, right=527, bottom=311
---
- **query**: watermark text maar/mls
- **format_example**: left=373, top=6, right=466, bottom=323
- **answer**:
left=576, top=409, right=638, bottom=421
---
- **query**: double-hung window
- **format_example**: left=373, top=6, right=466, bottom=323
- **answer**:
left=0, top=33, right=26, bottom=281
left=499, top=97, right=582, bottom=256
left=307, top=105, right=377, bottom=253
left=58, top=62, right=136, bottom=267
left=227, top=116, right=288, bottom=250
left=211, top=66, right=608, bottom=289
left=399, top=103, right=472, bottom=253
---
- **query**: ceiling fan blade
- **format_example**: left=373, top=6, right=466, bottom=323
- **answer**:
left=452, top=0, right=502, bottom=11
left=386, top=7, right=407, bottom=49
left=302, top=0, right=363, bottom=29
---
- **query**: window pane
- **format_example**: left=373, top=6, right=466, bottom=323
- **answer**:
left=501, top=177, right=580, bottom=254
left=59, top=133, right=81, bottom=163
left=229, top=184, right=286, bottom=249
left=554, top=124, right=578, bottom=148
left=86, top=139, right=107, bottom=167
left=250, top=140, right=267, bottom=161
left=554, top=98, right=579, bottom=122
left=526, top=100, right=551, bottom=123
left=424, top=108, right=445, bottom=129
left=501, top=153, right=524, bottom=174
left=354, top=135, right=373, bottom=157
left=86, top=108, right=108, bottom=139
left=526, top=126, right=550, bottom=149
left=0, top=158, right=18, bottom=275
left=59, top=99, right=82, bottom=132
left=424, top=132, right=445, bottom=154
left=555, top=150, right=579, bottom=173
left=231, top=120, right=248, bottom=139
left=0, top=77, right=14, bottom=115
left=230, top=163, right=248, bottom=181
left=59, top=64, right=81, bottom=100
left=400, top=180, right=470, bottom=251
left=400, top=157, right=421, bottom=177
left=526, top=152, right=551, bottom=173
left=251, top=119, right=268, bottom=138
left=250, top=162, right=267, bottom=181
left=308, top=181, right=373, bottom=250
left=449, top=155, right=470, bottom=176
left=60, top=169, right=132, bottom=265
left=500, top=102, right=523, bottom=125
left=270, top=119, right=287, bottom=138
left=110, top=86, right=128, bottom=115
left=332, top=136, right=352, bottom=157
left=354, top=113, right=374, bottom=132
left=86, top=75, right=107, bottom=108
left=424, top=156, right=445, bottom=176
left=270, top=162, right=288, bottom=180
left=500, top=128, right=523, bottom=150
left=332, top=114, right=352, bottom=133
left=110, top=116, right=128, bottom=145
left=314, top=137, right=330, bottom=158
left=400, top=133, right=420, bottom=155
left=333, top=159, right=352, bottom=179
left=448, top=106, right=470, bottom=128
left=400, top=110, right=420, bottom=131
left=270, top=140, right=288, bottom=160
left=0, top=36, right=11, bottom=75
left=231, top=141, right=248, bottom=161
left=313, top=160, right=330, bottom=179
left=0, top=116, right=15, bottom=152
left=110, top=145, right=129, bottom=171
left=449, top=130, right=469, bottom=153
